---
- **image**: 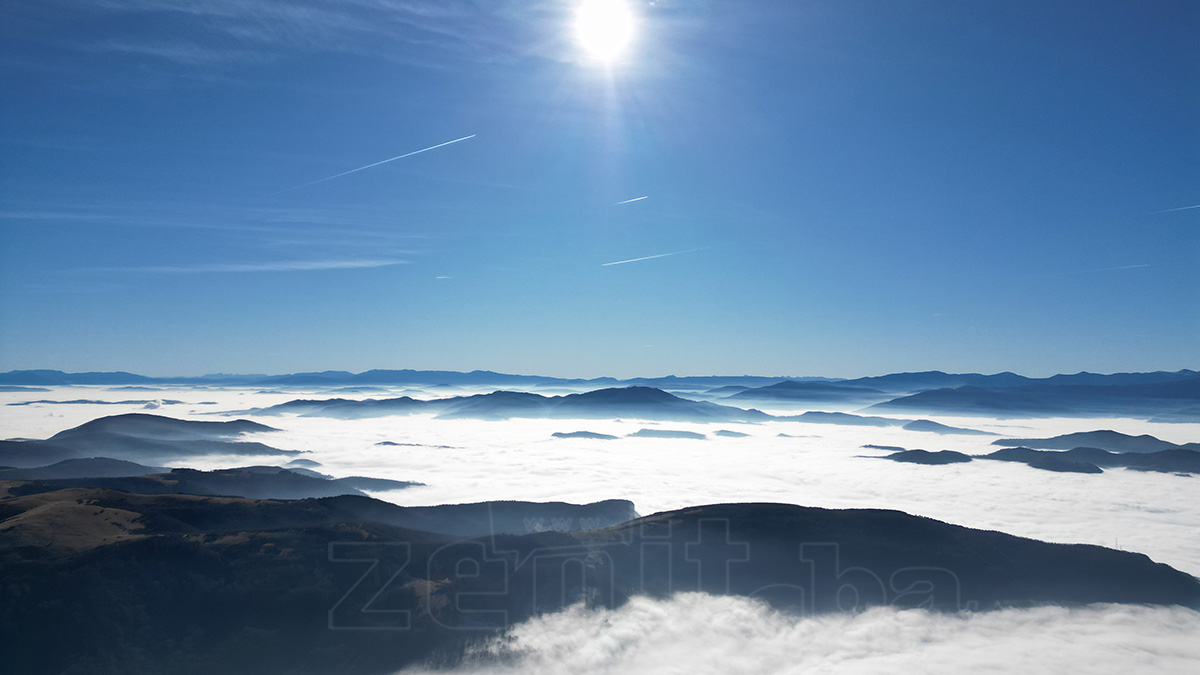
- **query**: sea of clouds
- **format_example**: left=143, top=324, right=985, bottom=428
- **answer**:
left=3, top=384, right=1198, bottom=576
left=401, top=594, right=1200, bottom=675
left=3, top=384, right=1199, bottom=673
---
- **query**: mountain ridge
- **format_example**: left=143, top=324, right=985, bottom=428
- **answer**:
left=3, top=367, right=1196, bottom=390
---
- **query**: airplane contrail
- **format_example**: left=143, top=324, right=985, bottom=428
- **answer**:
left=1013, top=262, right=1152, bottom=280
left=601, top=248, right=703, bottom=267
left=272, top=134, right=476, bottom=195
left=1149, top=204, right=1200, bottom=214
left=615, top=196, right=648, bottom=205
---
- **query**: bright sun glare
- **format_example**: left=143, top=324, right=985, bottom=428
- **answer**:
left=575, top=0, right=635, bottom=63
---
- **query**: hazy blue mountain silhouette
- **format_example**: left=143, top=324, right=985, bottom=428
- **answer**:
left=435, top=390, right=552, bottom=419
left=882, top=449, right=973, bottom=465
left=724, top=380, right=885, bottom=403
left=50, top=413, right=277, bottom=440
left=0, top=457, right=167, bottom=480
left=702, top=385, right=752, bottom=396
left=261, top=387, right=770, bottom=422
left=6, top=368, right=1198, bottom=426
left=0, top=439, right=85, bottom=468
left=8, top=398, right=187, bottom=407
left=553, top=387, right=766, bottom=421
left=0, top=369, right=156, bottom=385
left=982, top=448, right=1103, bottom=474
left=0, top=414, right=293, bottom=468
left=1041, top=370, right=1200, bottom=387
left=628, top=428, right=707, bottom=439
left=901, top=419, right=996, bottom=435
left=841, top=371, right=1035, bottom=392
left=551, top=431, right=618, bottom=440
left=1025, top=456, right=1104, bottom=473
left=780, top=411, right=905, bottom=426
left=868, top=379, right=1200, bottom=419
left=982, top=446, right=1200, bottom=475
left=615, top=375, right=830, bottom=391
left=992, top=430, right=1199, bottom=453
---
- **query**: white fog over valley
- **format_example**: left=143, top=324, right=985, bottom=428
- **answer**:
left=5, top=385, right=1197, bottom=575
left=401, top=598, right=1200, bottom=675
left=4, top=382, right=1198, bottom=674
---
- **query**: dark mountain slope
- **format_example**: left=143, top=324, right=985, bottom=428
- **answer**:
left=2, top=466, right=421, bottom=501
left=0, top=457, right=166, bottom=480
left=1, top=493, right=1196, bottom=675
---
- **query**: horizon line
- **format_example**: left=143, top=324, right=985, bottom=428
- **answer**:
left=1, top=365, right=1195, bottom=382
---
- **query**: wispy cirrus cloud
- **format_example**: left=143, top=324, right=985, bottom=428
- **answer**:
left=30, top=0, right=573, bottom=70
left=90, top=258, right=407, bottom=274
left=95, top=41, right=278, bottom=67
left=3, top=201, right=432, bottom=246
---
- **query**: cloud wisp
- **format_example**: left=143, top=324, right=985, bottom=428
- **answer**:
left=601, top=248, right=704, bottom=267
left=402, top=594, right=1200, bottom=675
left=38, top=0, right=567, bottom=70
left=272, top=134, right=476, bottom=195
left=90, top=258, right=407, bottom=274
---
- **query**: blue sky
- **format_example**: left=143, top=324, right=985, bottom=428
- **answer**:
left=0, top=0, right=1196, bottom=378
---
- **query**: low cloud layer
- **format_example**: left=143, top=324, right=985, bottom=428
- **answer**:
left=3, top=387, right=1199, bottom=577
left=4, top=388, right=1200, bottom=673
left=403, top=594, right=1200, bottom=675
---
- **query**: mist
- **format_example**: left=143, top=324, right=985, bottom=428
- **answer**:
left=3, top=385, right=1199, bottom=577
left=403, top=594, right=1200, bottom=675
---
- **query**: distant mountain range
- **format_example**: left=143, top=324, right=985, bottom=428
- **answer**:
left=255, top=388, right=1006, bottom=432
left=0, top=368, right=821, bottom=390
left=866, top=378, right=1200, bottom=420
left=842, top=370, right=1200, bottom=392
left=5, top=368, right=1196, bottom=420
left=258, top=386, right=773, bottom=422
left=0, top=413, right=294, bottom=468
left=3, top=367, right=1195, bottom=392
left=723, top=380, right=885, bottom=404
left=2, top=492, right=1195, bottom=674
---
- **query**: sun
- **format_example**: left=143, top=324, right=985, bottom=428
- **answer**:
left=575, top=0, right=635, bottom=63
